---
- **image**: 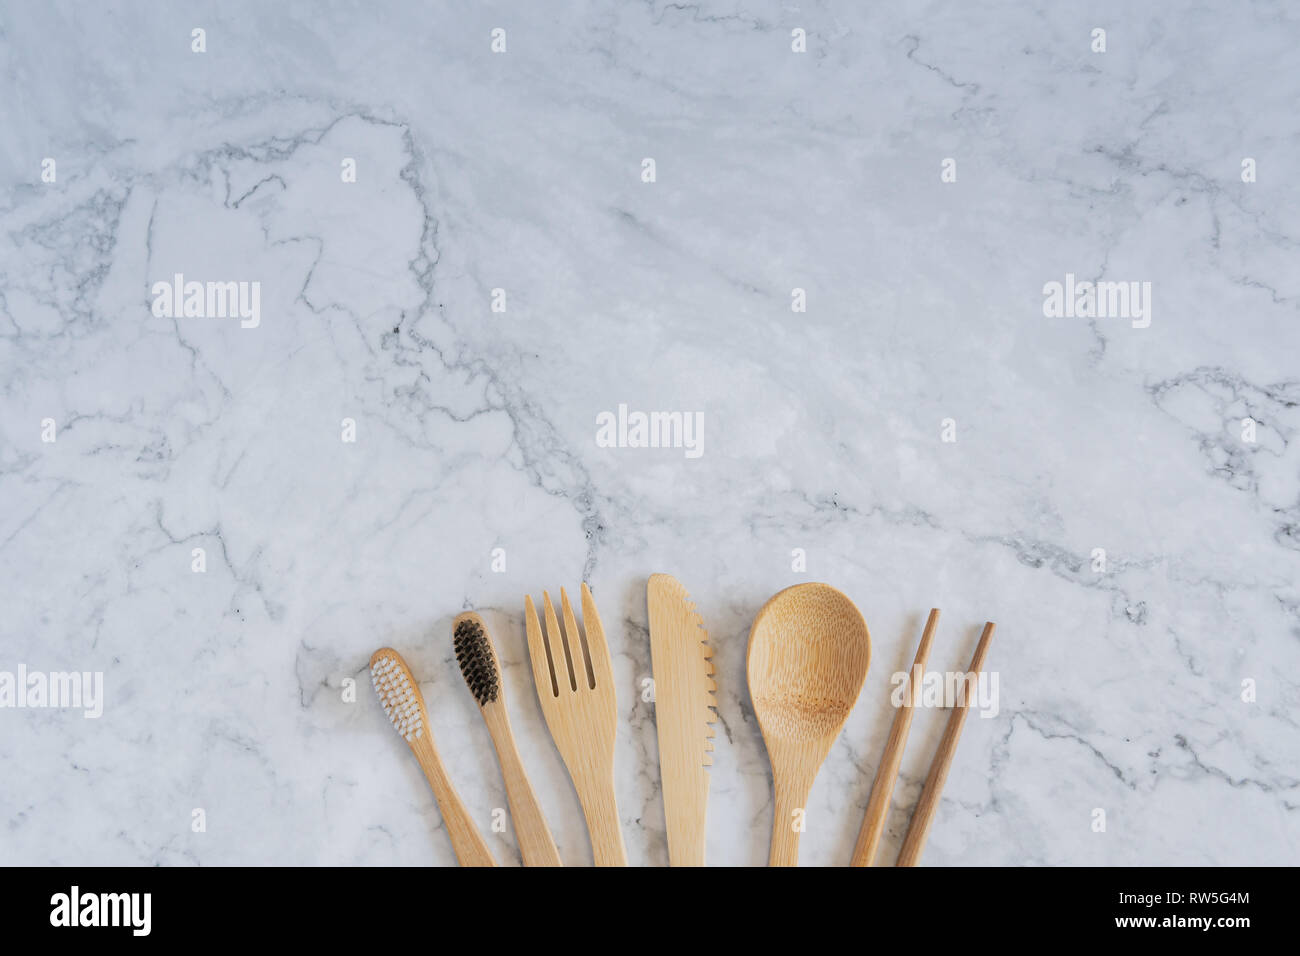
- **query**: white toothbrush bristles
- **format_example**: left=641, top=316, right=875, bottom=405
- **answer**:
left=369, top=652, right=425, bottom=742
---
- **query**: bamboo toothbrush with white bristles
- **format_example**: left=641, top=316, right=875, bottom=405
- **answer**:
left=369, top=647, right=496, bottom=867
left=453, top=612, right=563, bottom=867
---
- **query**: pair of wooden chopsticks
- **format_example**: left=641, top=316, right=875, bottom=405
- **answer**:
left=849, top=610, right=995, bottom=867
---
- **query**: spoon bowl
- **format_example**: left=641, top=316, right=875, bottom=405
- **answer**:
left=747, top=582, right=870, bottom=865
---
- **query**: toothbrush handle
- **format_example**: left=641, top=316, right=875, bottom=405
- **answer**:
left=484, top=703, right=563, bottom=866
left=413, top=737, right=497, bottom=867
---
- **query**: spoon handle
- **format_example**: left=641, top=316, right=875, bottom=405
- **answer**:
left=769, top=775, right=813, bottom=866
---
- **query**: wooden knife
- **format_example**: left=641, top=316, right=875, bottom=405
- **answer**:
left=646, top=573, right=717, bottom=866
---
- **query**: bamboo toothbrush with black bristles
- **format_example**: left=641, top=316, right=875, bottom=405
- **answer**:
left=453, top=612, right=564, bottom=867
left=369, top=647, right=496, bottom=867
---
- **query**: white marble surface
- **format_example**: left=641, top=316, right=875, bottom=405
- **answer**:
left=1, top=2, right=1298, bottom=866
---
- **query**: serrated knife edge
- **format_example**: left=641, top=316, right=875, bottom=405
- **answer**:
left=647, top=573, right=715, bottom=866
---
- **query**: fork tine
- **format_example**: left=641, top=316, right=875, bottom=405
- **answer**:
left=580, top=582, right=615, bottom=689
left=543, top=591, right=578, bottom=692
left=560, top=587, right=595, bottom=689
left=524, top=595, right=559, bottom=698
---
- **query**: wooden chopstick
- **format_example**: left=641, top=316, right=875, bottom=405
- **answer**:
left=849, top=608, right=940, bottom=867
left=895, top=621, right=995, bottom=867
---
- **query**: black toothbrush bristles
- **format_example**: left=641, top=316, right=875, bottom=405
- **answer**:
left=454, top=618, right=500, bottom=706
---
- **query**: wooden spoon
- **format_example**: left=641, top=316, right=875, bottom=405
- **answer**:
left=747, top=583, right=871, bottom=866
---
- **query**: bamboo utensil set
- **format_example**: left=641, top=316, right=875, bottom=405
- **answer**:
left=895, top=619, right=996, bottom=867
left=748, top=584, right=871, bottom=866
left=523, top=586, right=627, bottom=866
left=453, top=613, right=562, bottom=867
left=646, top=574, right=717, bottom=866
left=369, top=579, right=994, bottom=866
left=369, top=648, right=497, bottom=866
left=850, top=608, right=939, bottom=866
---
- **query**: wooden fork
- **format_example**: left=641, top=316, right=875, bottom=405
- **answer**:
left=524, top=584, right=628, bottom=866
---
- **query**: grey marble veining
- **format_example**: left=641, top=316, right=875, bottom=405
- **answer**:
left=1, top=2, right=1297, bottom=866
